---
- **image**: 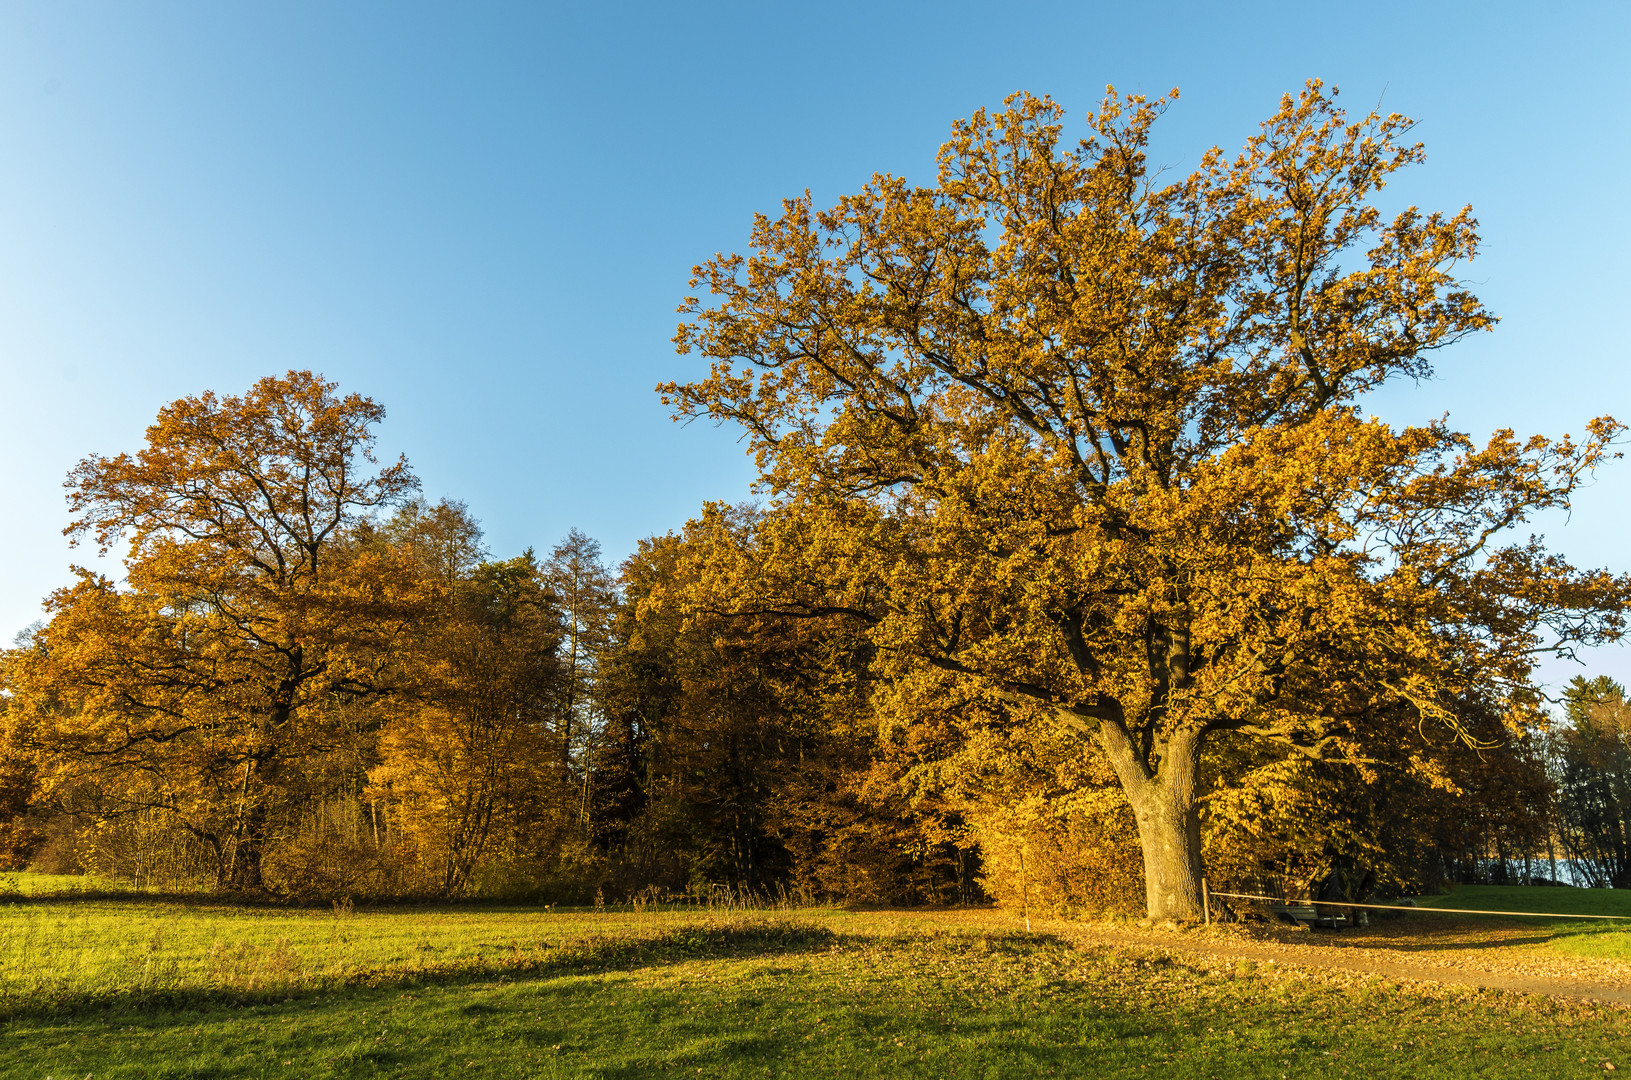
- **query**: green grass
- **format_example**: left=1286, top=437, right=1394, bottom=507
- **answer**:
left=1416, top=886, right=1631, bottom=919
left=3, top=887, right=1630, bottom=1078
left=1415, top=885, right=1631, bottom=962
left=0, top=869, right=164, bottom=897
left=0, top=892, right=826, bottom=1015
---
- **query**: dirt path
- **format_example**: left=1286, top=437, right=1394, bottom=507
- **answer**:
left=1069, top=925, right=1631, bottom=1005
left=904, top=908, right=1631, bottom=1006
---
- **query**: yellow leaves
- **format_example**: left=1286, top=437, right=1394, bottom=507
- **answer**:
left=66, top=370, right=416, bottom=565
left=657, top=81, right=1631, bottom=914
left=3, top=373, right=442, bottom=891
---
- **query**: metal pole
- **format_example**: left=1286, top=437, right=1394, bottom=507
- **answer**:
left=1203, top=878, right=1211, bottom=926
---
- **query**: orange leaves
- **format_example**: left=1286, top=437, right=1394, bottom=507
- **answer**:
left=65, top=370, right=416, bottom=568
left=666, top=78, right=1628, bottom=742
left=662, top=82, right=1630, bottom=916
left=9, top=372, right=429, bottom=891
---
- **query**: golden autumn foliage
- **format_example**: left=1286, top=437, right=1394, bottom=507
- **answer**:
left=4, top=372, right=422, bottom=890
left=371, top=550, right=569, bottom=897
left=0, top=84, right=1622, bottom=913
left=0, top=380, right=603, bottom=898
left=609, top=511, right=970, bottom=904
left=665, top=82, right=1631, bottom=917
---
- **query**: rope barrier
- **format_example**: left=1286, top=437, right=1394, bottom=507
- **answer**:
left=1207, top=890, right=1631, bottom=922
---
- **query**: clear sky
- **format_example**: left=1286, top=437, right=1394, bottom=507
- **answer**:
left=0, top=1, right=1626, bottom=693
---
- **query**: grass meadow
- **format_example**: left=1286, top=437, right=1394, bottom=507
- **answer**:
left=1415, top=885, right=1631, bottom=962
left=1, top=876, right=1629, bottom=1078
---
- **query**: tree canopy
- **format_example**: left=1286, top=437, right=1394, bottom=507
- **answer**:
left=664, top=82, right=1631, bottom=917
left=0, top=85, right=1623, bottom=916
left=9, top=372, right=421, bottom=889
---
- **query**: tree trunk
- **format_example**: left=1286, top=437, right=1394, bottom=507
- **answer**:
left=229, top=805, right=268, bottom=892
left=1098, top=721, right=1205, bottom=920
left=1131, top=784, right=1204, bottom=919
left=227, top=743, right=280, bottom=894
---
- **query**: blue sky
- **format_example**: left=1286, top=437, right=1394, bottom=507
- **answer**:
left=0, top=1, right=1626, bottom=691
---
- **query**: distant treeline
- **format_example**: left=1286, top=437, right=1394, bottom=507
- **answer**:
left=0, top=373, right=1624, bottom=909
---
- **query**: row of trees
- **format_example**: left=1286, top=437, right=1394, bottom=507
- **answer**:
left=1545, top=677, right=1631, bottom=888
left=2, top=82, right=1627, bottom=916
left=0, top=374, right=970, bottom=902
left=0, top=370, right=1614, bottom=908
left=0, top=376, right=599, bottom=896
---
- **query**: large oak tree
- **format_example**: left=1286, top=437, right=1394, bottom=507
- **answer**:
left=664, top=84, right=1631, bottom=918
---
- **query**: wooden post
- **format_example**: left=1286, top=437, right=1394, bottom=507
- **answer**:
left=1020, top=847, right=1030, bottom=932
left=1202, top=878, right=1211, bottom=927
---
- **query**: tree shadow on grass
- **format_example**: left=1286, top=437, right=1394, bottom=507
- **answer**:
left=1265, top=916, right=1567, bottom=954
left=1308, top=931, right=1560, bottom=953
left=0, top=886, right=623, bottom=914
